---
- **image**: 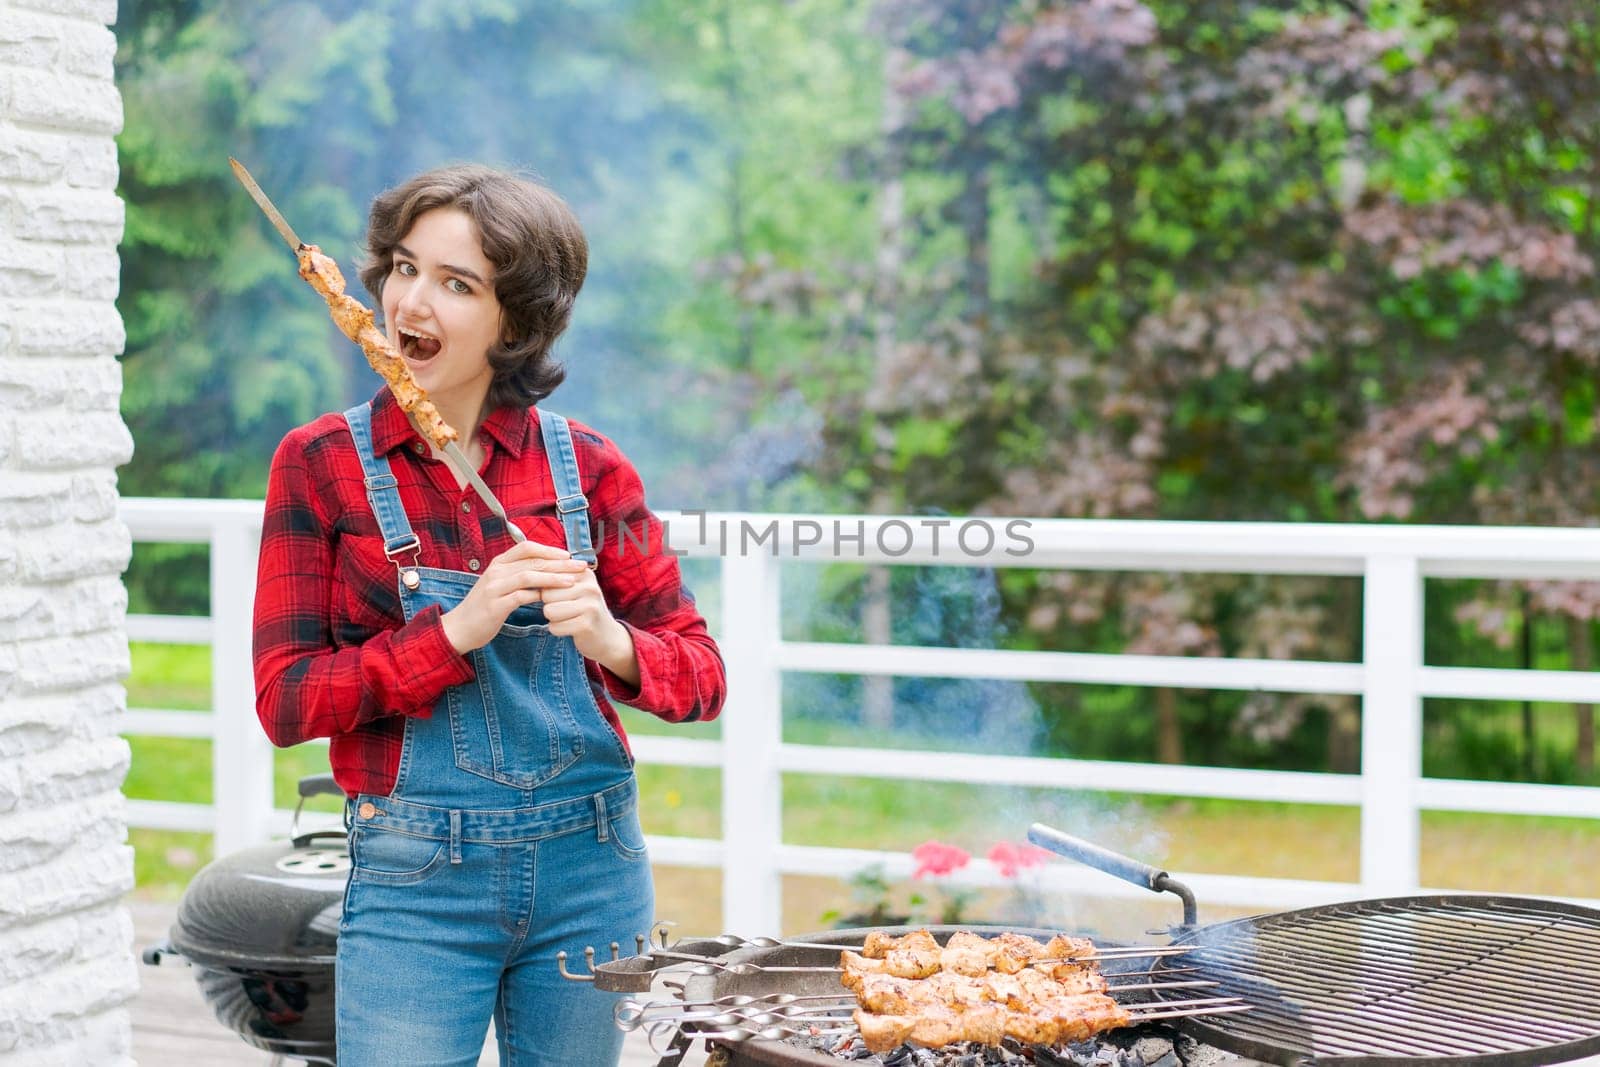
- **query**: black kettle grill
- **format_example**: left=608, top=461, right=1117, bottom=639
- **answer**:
left=143, top=774, right=348, bottom=1065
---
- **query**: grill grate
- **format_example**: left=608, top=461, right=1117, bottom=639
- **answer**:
left=1153, top=895, right=1600, bottom=1067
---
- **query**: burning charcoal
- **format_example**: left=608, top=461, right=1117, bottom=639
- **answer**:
left=884, top=1046, right=915, bottom=1066
left=1063, top=1045, right=1121, bottom=1067
left=1129, top=1037, right=1175, bottom=1066
left=1174, top=1033, right=1253, bottom=1067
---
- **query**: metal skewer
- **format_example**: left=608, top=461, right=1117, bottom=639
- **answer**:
left=441, top=441, right=527, bottom=543
left=1061, top=945, right=1198, bottom=961
left=1106, top=978, right=1217, bottom=993
left=1127, top=994, right=1248, bottom=1017
left=1128, top=1002, right=1252, bottom=1022
left=690, top=1022, right=857, bottom=1044
left=806, top=940, right=1196, bottom=963
left=623, top=1004, right=856, bottom=1033
left=616, top=996, right=857, bottom=1030
left=682, top=996, right=1251, bottom=1048
left=229, top=157, right=304, bottom=250
left=1111, top=964, right=1200, bottom=978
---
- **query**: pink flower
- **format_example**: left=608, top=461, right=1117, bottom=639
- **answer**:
left=987, top=841, right=1052, bottom=879
left=911, top=840, right=971, bottom=879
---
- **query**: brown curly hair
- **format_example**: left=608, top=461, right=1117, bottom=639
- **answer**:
left=359, top=164, right=587, bottom=409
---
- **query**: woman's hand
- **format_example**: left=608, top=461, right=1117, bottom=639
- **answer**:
left=440, top=540, right=588, bottom=654
left=539, top=563, right=641, bottom=686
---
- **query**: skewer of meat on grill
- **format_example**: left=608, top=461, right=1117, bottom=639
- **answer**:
left=850, top=992, right=1131, bottom=1052
left=842, top=930, right=1136, bottom=1053
left=844, top=929, right=1101, bottom=981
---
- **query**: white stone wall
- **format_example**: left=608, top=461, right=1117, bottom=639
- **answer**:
left=0, top=0, right=137, bottom=1063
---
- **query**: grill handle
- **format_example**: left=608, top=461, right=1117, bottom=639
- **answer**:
left=291, top=773, right=347, bottom=847
left=1027, top=822, right=1198, bottom=928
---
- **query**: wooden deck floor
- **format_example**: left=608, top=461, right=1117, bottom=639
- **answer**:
left=128, top=898, right=695, bottom=1065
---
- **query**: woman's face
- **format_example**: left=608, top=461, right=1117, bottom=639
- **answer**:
left=382, top=206, right=503, bottom=416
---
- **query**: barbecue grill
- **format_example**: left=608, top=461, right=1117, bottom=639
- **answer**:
left=568, top=824, right=1600, bottom=1067
left=142, top=782, right=1600, bottom=1067
left=1029, top=823, right=1600, bottom=1067
left=142, top=774, right=346, bottom=1065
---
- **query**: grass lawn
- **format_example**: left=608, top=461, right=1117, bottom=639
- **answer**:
left=125, top=642, right=1600, bottom=929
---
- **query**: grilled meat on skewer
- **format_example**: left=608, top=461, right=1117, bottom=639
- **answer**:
left=853, top=1010, right=915, bottom=1052
left=940, top=930, right=998, bottom=976
left=295, top=244, right=457, bottom=450
left=844, top=930, right=1131, bottom=1053
left=852, top=993, right=1131, bottom=1053
left=847, top=964, right=1105, bottom=1013
left=841, top=931, right=1106, bottom=983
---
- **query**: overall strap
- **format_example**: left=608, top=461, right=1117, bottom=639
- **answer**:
left=342, top=403, right=422, bottom=570
left=538, top=410, right=597, bottom=566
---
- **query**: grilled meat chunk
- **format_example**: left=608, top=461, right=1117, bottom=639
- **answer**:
left=1035, top=962, right=1110, bottom=991
left=296, top=244, right=457, bottom=449
left=940, top=930, right=998, bottom=976
left=856, top=974, right=933, bottom=1015
left=1039, top=994, right=1131, bottom=1040
left=1002, top=1008, right=1060, bottom=1045
left=838, top=950, right=886, bottom=993
left=854, top=1009, right=915, bottom=1054
left=990, top=932, right=1046, bottom=974
left=908, top=1005, right=967, bottom=1047
left=1042, top=934, right=1096, bottom=959
left=884, top=937, right=943, bottom=979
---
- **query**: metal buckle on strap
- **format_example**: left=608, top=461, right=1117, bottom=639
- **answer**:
left=555, top=493, right=589, bottom=515
left=384, top=536, right=422, bottom=590
left=383, top=535, right=421, bottom=563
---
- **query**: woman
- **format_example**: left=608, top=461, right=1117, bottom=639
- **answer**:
left=252, top=164, right=726, bottom=1066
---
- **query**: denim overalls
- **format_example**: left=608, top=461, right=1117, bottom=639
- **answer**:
left=335, top=402, right=653, bottom=1067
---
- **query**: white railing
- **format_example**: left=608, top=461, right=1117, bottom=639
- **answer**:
left=119, top=499, right=1600, bottom=933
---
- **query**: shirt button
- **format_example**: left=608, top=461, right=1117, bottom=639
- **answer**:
left=413, top=441, right=425, bottom=455
left=461, top=500, right=472, bottom=513
left=468, top=558, right=481, bottom=571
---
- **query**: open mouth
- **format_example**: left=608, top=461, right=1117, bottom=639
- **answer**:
left=397, top=326, right=442, bottom=363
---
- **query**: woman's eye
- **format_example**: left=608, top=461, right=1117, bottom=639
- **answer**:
left=448, top=278, right=470, bottom=295
left=395, top=261, right=417, bottom=276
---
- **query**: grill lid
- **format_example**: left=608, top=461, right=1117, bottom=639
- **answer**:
left=1155, top=894, right=1600, bottom=1067
left=169, top=836, right=346, bottom=971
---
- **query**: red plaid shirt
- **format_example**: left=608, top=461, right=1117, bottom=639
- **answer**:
left=252, top=387, right=726, bottom=797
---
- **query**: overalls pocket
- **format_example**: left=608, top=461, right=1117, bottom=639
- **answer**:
left=446, top=620, right=583, bottom=789
left=604, top=807, right=650, bottom=862
left=349, top=824, right=450, bottom=887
